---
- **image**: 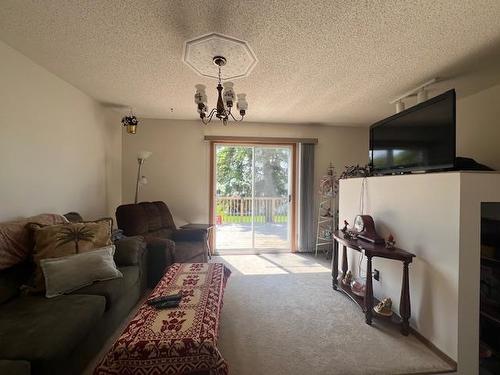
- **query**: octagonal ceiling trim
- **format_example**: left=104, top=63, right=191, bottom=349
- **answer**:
left=183, top=32, right=258, bottom=80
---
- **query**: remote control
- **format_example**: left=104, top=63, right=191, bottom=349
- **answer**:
left=153, top=300, right=180, bottom=309
left=147, top=292, right=182, bottom=306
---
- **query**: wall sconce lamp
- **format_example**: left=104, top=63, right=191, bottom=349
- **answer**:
left=134, top=151, right=152, bottom=203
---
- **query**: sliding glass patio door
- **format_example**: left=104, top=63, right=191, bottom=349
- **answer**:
left=214, top=144, right=292, bottom=252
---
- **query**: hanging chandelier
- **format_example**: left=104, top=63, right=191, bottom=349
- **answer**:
left=194, top=56, right=248, bottom=125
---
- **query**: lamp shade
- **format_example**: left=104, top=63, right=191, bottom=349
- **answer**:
left=237, top=93, right=248, bottom=111
left=137, top=151, right=152, bottom=161
left=223, top=82, right=235, bottom=106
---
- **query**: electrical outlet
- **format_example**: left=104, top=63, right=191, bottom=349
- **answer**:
left=373, top=269, right=380, bottom=281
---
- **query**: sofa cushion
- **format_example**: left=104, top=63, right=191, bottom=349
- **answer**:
left=70, top=266, right=140, bottom=310
left=139, top=202, right=162, bottom=231
left=41, top=246, right=123, bottom=298
left=116, top=204, right=149, bottom=236
left=0, top=262, right=33, bottom=305
left=0, top=294, right=105, bottom=360
left=0, top=214, right=67, bottom=270
left=153, top=201, right=176, bottom=230
left=28, top=218, right=112, bottom=291
left=114, top=236, right=145, bottom=266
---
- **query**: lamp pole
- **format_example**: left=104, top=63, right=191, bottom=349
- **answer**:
left=134, top=158, right=144, bottom=204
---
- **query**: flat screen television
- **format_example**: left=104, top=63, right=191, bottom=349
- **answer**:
left=370, top=89, right=456, bottom=174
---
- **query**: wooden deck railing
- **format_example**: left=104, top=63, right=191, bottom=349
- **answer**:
left=216, top=197, right=288, bottom=224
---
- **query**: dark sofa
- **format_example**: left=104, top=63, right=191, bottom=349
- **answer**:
left=116, top=201, right=207, bottom=287
left=0, top=235, right=148, bottom=375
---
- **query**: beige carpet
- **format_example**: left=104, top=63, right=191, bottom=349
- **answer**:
left=214, top=253, right=454, bottom=375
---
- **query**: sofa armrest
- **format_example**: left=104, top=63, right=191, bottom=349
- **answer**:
left=144, top=237, right=175, bottom=287
left=172, top=229, right=206, bottom=242
left=114, top=236, right=146, bottom=266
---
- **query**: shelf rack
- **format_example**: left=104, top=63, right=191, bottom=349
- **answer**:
left=315, top=166, right=338, bottom=257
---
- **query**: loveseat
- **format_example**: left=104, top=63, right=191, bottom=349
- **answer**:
left=0, top=215, right=148, bottom=375
left=116, top=201, right=207, bottom=287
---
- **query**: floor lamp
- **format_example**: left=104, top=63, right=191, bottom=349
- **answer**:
left=134, top=151, right=152, bottom=204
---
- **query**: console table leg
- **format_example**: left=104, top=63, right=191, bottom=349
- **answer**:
left=365, top=255, right=373, bottom=325
left=400, top=261, right=411, bottom=336
left=342, top=245, right=348, bottom=279
left=332, top=241, right=339, bottom=290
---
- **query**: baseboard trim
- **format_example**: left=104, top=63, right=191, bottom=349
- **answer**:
left=409, top=327, right=457, bottom=373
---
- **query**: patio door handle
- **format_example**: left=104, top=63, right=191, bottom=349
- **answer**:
left=288, top=194, right=292, bottom=203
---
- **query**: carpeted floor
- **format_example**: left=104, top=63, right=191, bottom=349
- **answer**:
left=214, top=253, right=454, bottom=375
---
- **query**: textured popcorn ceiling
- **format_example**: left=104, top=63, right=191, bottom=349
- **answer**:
left=183, top=33, right=258, bottom=80
left=1, top=0, right=500, bottom=126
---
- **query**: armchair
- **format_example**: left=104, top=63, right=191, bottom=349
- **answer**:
left=116, top=201, right=207, bottom=287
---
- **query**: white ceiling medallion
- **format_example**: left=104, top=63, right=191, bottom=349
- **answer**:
left=183, top=33, right=258, bottom=80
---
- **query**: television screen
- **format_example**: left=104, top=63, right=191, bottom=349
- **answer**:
left=370, top=89, right=456, bottom=174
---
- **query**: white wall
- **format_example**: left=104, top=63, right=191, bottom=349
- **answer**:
left=456, top=84, right=500, bottom=171
left=339, top=172, right=500, bottom=375
left=339, top=174, right=461, bottom=361
left=121, top=119, right=369, bottom=225
left=0, top=40, right=121, bottom=221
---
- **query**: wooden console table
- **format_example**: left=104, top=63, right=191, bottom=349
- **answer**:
left=332, top=230, right=415, bottom=335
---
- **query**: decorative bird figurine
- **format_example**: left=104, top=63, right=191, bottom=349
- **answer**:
left=386, top=233, right=396, bottom=249
left=341, top=220, right=349, bottom=233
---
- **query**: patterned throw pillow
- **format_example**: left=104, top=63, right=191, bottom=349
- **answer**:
left=28, top=218, right=112, bottom=291
left=0, top=214, right=67, bottom=270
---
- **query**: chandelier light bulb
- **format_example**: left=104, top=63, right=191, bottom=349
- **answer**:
left=194, top=85, right=206, bottom=104
left=223, top=81, right=235, bottom=107
left=237, top=93, right=248, bottom=116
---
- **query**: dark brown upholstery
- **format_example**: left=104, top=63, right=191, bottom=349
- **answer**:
left=139, top=202, right=162, bottom=232
left=154, top=201, right=177, bottom=230
left=116, top=201, right=207, bottom=287
left=63, top=212, right=83, bottom=223
left=115, top=204, right=148, bottom=236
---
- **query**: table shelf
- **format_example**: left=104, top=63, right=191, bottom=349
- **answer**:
left=332, top=230, right=414, bottom=335
left=336, top=276, right=403, bottom=325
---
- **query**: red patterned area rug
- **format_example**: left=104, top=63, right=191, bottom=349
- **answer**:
left=94, top=263, right=231, bottom=375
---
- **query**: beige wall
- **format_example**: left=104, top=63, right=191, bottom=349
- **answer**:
left=103, top=109, right=123, bottom=220
left=456, top=84, right=500, bottom=170
left=120, top=82, right=500, bottom=227
left=339, top=172, right=500, bottom=375
left=339, top=174, right=461, bottom=361
left=121, top=119, right=369, bottom=225
left=0, top=40, right=121, bottom=221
